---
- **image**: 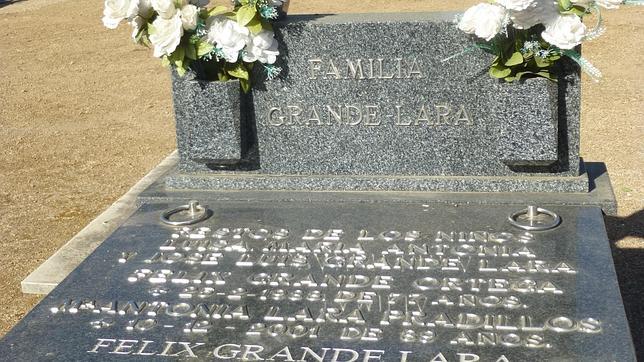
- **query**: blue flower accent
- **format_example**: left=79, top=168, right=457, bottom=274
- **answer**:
left=264, top=64, right=282, bottom=80
left=259, top=5, right=278, bottom=19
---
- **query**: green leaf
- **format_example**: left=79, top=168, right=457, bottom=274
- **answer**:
left=217, top=71, right=230, bottom=82
left=534, top=55, right=551, bottom=68
left=237, top=4, right=257, bottom=26
left=174, top=46, right=185, bottom=63
left=147, top=22, right=156, bottom=35
left=169, top=46, right=185, bottom=68
left=505, top=51, right=524, bottom=66
left=185, top=44, right=197, bottom=60
left=134, top=28, right=148, bottom=46
left=558, top=0, right=573, bottom=10
left=537, top=71, right=557, bottom=81
left=161, top=56, right=170, bottom=67
left=261, top=21, right=273, bottom=32
left=207, top=5, right=228, bottom=17
left=514, top=71, right=533, bottom=81
left=227, top=63, right=249, bottom=80
left=247, top=16, right=263, bottom=34
left=239, top=78, right=251, bottom=93
left=573, top=5, right=589, bottom=14
left=134, top=27, right=145, bottom=40
left=176, top=64, right=187, bottom=76
left=195, top=41, right=215, bottom=58
left=140, top=35, right=151, bottom=47
left=561, top=5, right=587, bottom=16
left=491, top=56, right=501, bottom=67
left=489, top=64, right=511, bottom=79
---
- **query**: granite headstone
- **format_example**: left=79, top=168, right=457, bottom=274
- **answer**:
left=168, top=12, right=586, bottom=193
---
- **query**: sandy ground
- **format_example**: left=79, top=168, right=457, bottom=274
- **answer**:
left=0, top=0, right=642, bottom=355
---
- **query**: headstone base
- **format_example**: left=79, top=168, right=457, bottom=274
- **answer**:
left=145, top=160, right=615, bottom=213
left=164, top=169, right=590, bottom=193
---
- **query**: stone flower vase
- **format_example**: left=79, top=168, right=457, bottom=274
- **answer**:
left=171, top=70, right=248, bottom=172
left=497, top=76, right=560, bottom=168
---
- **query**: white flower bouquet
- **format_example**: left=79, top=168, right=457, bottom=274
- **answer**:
left=102, top=0, right=286, bottom=92
left=456, top=0, right=624, bottom=82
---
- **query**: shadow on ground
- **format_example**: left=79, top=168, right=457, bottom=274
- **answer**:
left=605, top=209, right=644, bottom=360
left=0, top=0, right=25, bottom=8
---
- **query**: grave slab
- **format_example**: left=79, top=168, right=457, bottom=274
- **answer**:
left=1, top=202, right=634, bottom=361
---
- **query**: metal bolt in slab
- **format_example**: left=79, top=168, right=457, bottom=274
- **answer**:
left=508, top=205, right=561, bottom=231
left=160, top=200, right=213, bottom=226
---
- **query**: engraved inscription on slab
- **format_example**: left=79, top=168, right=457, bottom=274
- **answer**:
left=0, top=203, right=632, bottom=360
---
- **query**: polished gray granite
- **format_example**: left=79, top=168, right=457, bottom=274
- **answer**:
left=145, top=159, right=616, bottom=215
left=171, top=12, right=584, bottom=193
left=0, top=201, right=634, bottom=360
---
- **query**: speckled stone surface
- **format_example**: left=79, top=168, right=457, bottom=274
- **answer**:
left=143, top=159, right=615, bottom=215
left=499, top=80, right=559, bottom=166
left=165, top=169, right=588, bottom=192
left=172, top=71, right=249, bottom=172
left=250, top=12, right=580, bottom=177
left=170, top=12, right=585, bottom=192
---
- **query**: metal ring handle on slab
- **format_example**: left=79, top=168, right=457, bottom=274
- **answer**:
left=508, top=205, right=561, bottom=231
left=160, top=200, right=212, bottom=226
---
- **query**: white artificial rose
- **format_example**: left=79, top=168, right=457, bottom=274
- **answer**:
left=496, top=0, right=534, bottom=11
left=102, top=0, right=138, bottom=29
left=596, top=0, right=622, bottom=8
left=149, top=12, right=184, bottom=57
left=206, top=16, right=250, bottom=62
left=128, top=0, right=152, bottom=41
left=151, top=0, right=176, bottom=19
left=242, top=30, right=280, bottom=64
left=180, top=4, right=199, bottom=31
left=509, top=0, right=558, bottom=29
left=541, top=14, right=586, bottom=49
left=458, top=3, right=507, bottom=41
